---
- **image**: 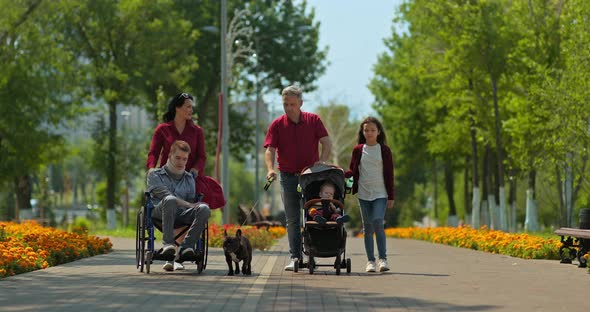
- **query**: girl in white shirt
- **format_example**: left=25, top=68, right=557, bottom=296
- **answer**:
left=346, top=117, right=395, bottom=273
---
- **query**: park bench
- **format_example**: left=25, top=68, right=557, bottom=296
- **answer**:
left=238, top=204, right=282, bottom=229
left=554, top=227, right=590, bottom=268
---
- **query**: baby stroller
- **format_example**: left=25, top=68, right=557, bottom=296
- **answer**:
left=299, top=164, right=351, bottom=275
left=135, top=192, right=208, bottom=274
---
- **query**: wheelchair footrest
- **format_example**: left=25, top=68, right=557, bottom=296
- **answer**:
left=152, top=249, right=176, bottom=261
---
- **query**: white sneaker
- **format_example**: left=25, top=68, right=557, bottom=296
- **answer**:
left=162, top=261, right=174, bottom=271
left=366, top=261, right=376, bottom=272
left=174, top=262, right=185, bottom=271
left=378, top=259, right=390, bottom=272
left=284, top=258, right=298, bottom=271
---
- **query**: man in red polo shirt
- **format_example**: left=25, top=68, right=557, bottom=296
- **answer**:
left=264, top=85, right=332, bottom=271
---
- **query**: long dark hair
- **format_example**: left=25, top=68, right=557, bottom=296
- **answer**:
left=357, top=116, right=387, bottom=145
left=162, top=92, right=194, bottom=122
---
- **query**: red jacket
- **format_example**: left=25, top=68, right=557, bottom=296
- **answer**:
left=146, top=120, right=206, bottom=173
left=346, top=143, right=395, bottom=200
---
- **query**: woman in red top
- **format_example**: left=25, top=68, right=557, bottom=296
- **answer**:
left=147, top=92, right=225, bottom=211
left=146, top=92, right=207, bottom=271
left=147, top=92, right=206, bottom=176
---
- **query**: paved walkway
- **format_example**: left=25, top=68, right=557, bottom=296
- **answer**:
left=0, top=233, right=588, bottom=311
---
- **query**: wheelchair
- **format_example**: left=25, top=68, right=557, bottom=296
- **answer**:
left=136, top=192, right=208, bottom=274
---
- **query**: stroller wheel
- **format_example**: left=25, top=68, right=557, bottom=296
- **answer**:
left=335, top=255, right=341, bottom=275
left=309, top=256, right=315, bottom=275
left=346, top=258, right=352, bottom=273
left=294, top=260, right=299, bottom=273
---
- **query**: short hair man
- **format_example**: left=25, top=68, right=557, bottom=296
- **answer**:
left=264, top=85, right=332, bottom=271
left=147, top=140, right=211, bottom=271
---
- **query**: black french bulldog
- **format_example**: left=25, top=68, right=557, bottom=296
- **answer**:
left=223, top=229, right=252, bottom=276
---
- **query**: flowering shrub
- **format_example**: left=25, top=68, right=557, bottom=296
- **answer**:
left=208, top=224, right=286, bottom=251
left=383, top=226, right=562, bottom=260
left=0, top=221, right=112, bottom=278
left=268, top=226, right=287, bottom=239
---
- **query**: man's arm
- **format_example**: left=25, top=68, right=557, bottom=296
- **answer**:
left=265, top=147, right=277, bottom=180
left=147, top=171, right=171, bottom=200
left=147, top=171, right=197, bottom=209
left=318, top=136, right=332, bottom=163
left=175, top=197, right=197, bottom=209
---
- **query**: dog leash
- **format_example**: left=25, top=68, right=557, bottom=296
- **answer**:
left=240, top=176, right=275, bottom=227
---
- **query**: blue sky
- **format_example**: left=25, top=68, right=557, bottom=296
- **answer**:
left=265, top=1, right=403, bottom=119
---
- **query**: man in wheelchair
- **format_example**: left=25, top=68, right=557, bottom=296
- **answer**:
left=147, top=140, right=211, bottom=271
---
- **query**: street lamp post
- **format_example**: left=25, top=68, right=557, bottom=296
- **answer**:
left=121, top=110, right=131, bottom=227
left=220, top=0, right=230, bottom=224
left=254, top=53, right=261, bottom=207
left=218, top=4, right=255, bottom=224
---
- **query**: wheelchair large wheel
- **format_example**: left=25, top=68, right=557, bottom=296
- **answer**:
left=136, top=208, right=146, bottom=273
left=203, top=222, right=208, bottom=271
left=197, top=259, right=204, bottom=274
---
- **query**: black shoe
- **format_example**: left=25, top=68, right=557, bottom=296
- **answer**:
left=177, top=247, right=196, bottom=263
left=161, top=244, right=176, bottom=256
left=336, top=215, right=350, bottom=225
left=314, top=215, right=326, bottom=224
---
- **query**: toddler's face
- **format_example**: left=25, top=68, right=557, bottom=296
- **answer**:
left=319, top=186, right=335, bottom=199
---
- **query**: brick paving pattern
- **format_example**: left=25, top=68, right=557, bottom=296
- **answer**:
left=1, top=234, right=588, bottom=311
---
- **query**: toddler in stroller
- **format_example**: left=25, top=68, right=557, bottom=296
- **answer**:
left=299, top=164, right=352, bottom=274
left=308, top=181, right=350, bottom=225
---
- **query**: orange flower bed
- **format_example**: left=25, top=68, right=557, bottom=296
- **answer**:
left=208, top=224, right=286, bottom=251
left=383, top=226, right=561, bottom=260
left=0, top=221, right=112, bottom=278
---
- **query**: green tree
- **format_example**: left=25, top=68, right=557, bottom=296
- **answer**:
left=315, top=104, right=358, bottom=167
left=61, top=0, right=199, bottom=218
left=175, top=0, right=328, bottom=162
left=0, top=0, right=77, bottom=219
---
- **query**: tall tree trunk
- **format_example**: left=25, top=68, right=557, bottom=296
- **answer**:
left=468, top=83, right=481, bottom=228
left=14, top=175, right=32, bottom=221
left=481, top=145, right=489, bottom=227
left=508, top=170, right=516, bottom=232
left=107, top=101, right=118, bottom=229
left=525, top=168, right=539, bottom=231
left=444, top=158, right=457, bottom=226
left=486, top=145, right=496, bottom=229
left=464, top=156, right=470, bottom=224
left=199, top=77, right=219, bottom=124
left=555, top=166, right=565, bottom=227
left=564, top=152, right=574, bottom=227
left=433, top=159, right=438, bottom=219
left=490, top=77, right=507, bottom=231
left=572, top=148, right=589, bottom=216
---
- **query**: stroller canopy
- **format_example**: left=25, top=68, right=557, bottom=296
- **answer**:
left=299, top=164, right=346, bottom=197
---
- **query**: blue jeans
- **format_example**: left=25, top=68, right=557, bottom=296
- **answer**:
left=359, top=198, right=387, bottom=261
left=280, top=172, right=302, bottom=259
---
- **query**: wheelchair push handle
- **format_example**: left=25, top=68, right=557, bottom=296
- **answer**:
left=263, top=176, right=275, bottom=191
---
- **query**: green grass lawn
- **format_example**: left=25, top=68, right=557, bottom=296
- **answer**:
left=89, top=210, right=223, bottom=239
left=90, top=227, right=139, bottom=239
